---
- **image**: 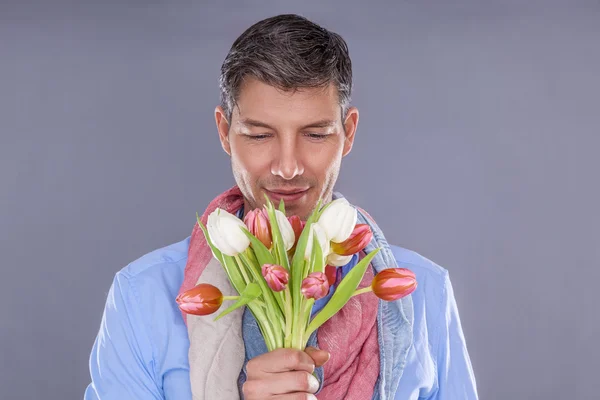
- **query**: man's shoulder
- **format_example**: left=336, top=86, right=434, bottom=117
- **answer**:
left=118, top=236, right=191, bottom=279
left=111, top=236, right=192, bottom=307
left=389, top=244, right=449, bottom=283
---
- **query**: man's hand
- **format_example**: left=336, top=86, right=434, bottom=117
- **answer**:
left=242, top=346, right=330, bottom=400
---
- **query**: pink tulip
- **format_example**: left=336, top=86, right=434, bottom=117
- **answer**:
left=244, top=208, right=272, bottom=249
left=176, top=283, right=223, bottom=316
left=330, top=224, right=373, bottom=256
left=261, top=264, right=289, bottom=292
left=371, top=268, right=417, bottom=301
left=301, top=272, right=330, bottom=300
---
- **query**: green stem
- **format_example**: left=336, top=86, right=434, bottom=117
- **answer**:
left=222, top=296, right=239, bottom=301
left=254, top=299, right=267, bottom=309
left=351, top=287, right=373, bottom=297
left=237, top=252, right=284, bottom=348
left=291, top=297, right=303, bottom=350
left=284, top=287, right=293, bottom=348
left=300, top=298, right=315, bottom=349
left=235, top=254, right=252, bottom=284
left=296, top=305, right=307, bottom=349
left=250, top=304, right=277, bottom=350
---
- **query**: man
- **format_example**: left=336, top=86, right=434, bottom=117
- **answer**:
left=85, top=14, right=478, bottom=400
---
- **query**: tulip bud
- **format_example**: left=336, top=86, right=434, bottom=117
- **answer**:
left=207, top=208, right=251, bottom=256
left=318, top=198, right=357, bottom=243
left=301, top=272, right=330, bottom=300
left=288, top=215, right=305, bottom=252
left=324, top=265, right=338, bottom=287
left=244, top=208, right=272, bottom=248
left=371, top=268, right=417, bottom=301
left=326, top=252, right=353, bottom=267
left=274, top=210, right=295, bottom=251
left=176, top=283, right=223, bottom=315
left=330, top=224, right=373, bottom=256
left=304, top=223, right=330, bottom=260
left=261, top=264, right=289, bottom=292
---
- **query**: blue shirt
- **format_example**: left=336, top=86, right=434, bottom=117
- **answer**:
left=84, top=236, right=478, bottom=399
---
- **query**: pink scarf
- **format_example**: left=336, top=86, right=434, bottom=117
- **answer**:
left=178, top=186, right=380, bottom=399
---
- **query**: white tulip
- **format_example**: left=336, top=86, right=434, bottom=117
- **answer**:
left=207, top=208, right=250, bottom=256
left=327, top=252, right=353, bottom=267
left=318, top=198, right=357, bottom=243
left=274, top=209, right=295, bottom=251
left=304, top=222, right=330, bottom=260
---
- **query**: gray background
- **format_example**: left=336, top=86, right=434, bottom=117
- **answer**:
left=1, top=1, right=599, bottom=399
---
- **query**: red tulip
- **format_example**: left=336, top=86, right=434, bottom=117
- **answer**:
left=301, top=272, right=330, bottom=300
left=261, top=264, right=289, bottom=292
left=330, top=224, right=373, bottom=256
left=324, top=265, right=338, bottom=287
left=288, top=215, right=305, bottom=252
left=244, top=208, right=272, bottom=248
left=371, top=268, right=417, bottom=301
left=176, top=283, right=224, bottom=315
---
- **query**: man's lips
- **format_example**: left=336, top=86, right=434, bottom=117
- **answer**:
left=264, top=188, right=309, bottom=203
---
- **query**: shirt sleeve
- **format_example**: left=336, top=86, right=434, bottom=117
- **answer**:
left=84, top=272, right=164, bottom=400
left=430, top=271, right=479, bottom=400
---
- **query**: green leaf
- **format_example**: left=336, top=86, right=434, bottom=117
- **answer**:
left=305, top=248, right=381, bottom=337
left=311, top=232, right=324, bottom=274
left=290, top=223, right=311, bottom=309
left=278, top=199, right=285, bottom=214
left=265, top=203, right=289, bottom=270
left=221, top=254, right=247, bottom=294
left=214, top=282, right=261, bottom=321
left=290, top=198, right=321, bottom=273
left=240, top=227, right=276, bottom=266
left=238, top=232, right=286, bottom=319
left=314, top=199, right=334, bottom=220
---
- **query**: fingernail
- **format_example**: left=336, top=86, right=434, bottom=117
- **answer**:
left=307, top=394, right=318, bottom=400
left=308, top=374, right=320, bottom=393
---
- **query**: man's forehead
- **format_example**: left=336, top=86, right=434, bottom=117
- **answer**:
left=232, top=79, right=342, bottom=127
left=236, top=117, right=338, bottom=131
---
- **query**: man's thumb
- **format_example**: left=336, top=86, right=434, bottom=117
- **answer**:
left=304, top=346, right=330, bottom=368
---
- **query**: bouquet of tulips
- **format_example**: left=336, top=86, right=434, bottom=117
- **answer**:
left=176, top=196, right=417, bottom=351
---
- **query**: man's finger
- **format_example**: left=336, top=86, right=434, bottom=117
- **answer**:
left=304, top=346, right=330, bottom=368
left=254, top=370, right=320, bottom=395
left=246, top=348, right=315, bottom=379
left=272, top=394, right=317, bottom=400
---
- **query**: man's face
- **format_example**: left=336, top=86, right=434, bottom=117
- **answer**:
left=215, top=77, right=359, bottom=220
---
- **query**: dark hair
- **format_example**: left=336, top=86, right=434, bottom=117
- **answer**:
left=219, top=14, right=353, bottom=120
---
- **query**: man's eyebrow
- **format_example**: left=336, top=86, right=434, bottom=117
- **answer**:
left=238, top=118, right=337, bottom=130
left=300, top=119, right=337, bottom=129
left=238, top=118, right=274, bottom=129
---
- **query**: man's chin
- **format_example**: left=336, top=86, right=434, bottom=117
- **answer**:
left=289, top=202, right=321, bottom=221
left=248, top=189, right=321, bottom=220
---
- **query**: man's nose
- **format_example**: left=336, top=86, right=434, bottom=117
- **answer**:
left=270, top=136, right=304, bottom=180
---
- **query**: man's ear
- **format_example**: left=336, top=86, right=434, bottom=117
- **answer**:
left=215, top=106, right=231, bottom=155
left=342, top=106, right=359, bottom=157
